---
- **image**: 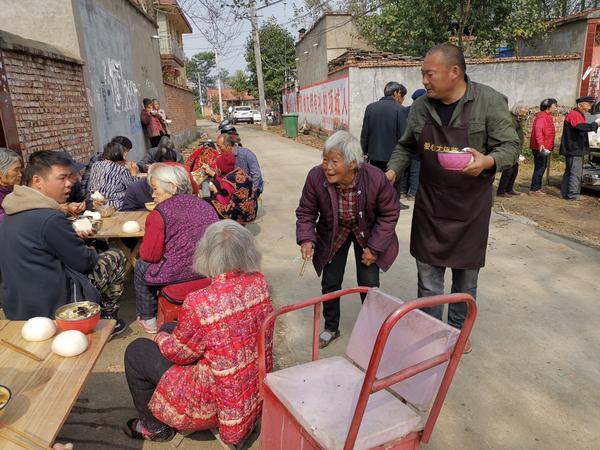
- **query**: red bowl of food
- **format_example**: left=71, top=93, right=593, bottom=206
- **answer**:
left=437, top=150, right=473, bottom=171
left=55, top=301, right=101, bottom=334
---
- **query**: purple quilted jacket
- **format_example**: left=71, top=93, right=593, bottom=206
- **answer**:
left=296, top=163, right=401, bottom=276
left=144, top=194, right=219, bottom=285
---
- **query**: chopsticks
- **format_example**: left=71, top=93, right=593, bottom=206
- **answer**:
left=0, top=339, right=43, bottom=362
left=0, top=422, right=52, bottom=449
left=299, top=259, right=308, bottom=277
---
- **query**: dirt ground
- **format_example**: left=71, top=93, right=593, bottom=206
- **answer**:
left=493, top=159, right=600, bottom=248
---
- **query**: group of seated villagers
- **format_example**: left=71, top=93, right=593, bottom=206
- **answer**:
left=0, top=133, right=270, bottom=445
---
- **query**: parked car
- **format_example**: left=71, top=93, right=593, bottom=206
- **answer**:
left=250, top=110, right=261, bottom=123
left=232, top=106, right=253, bottom=124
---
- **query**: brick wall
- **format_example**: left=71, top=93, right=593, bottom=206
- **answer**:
left=1, top=49, right=94, bottom=163
left=163, top=81, right=197, bottom=145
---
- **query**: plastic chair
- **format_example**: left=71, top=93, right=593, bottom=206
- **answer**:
left=156, top=277, right=211, bottom=328
left=258, top=287, right=476, bottom=450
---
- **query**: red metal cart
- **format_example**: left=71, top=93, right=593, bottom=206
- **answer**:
left=258, top=287, right=476, bottom=450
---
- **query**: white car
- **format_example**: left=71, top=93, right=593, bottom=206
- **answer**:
left=250, top=110, right=261, bottom=123
left=232, top=106, right=253, bottom=124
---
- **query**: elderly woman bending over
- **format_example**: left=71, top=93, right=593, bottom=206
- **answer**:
left=124, top=220, right=273, bottom=444
left=135, top=163, right=219, bottom=333
left=0, top=148, right=23, bottom=223
left=296, top=131, right=401, bottom=348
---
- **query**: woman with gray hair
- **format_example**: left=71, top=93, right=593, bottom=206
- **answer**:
left=497, top=101, right=530, bottom=197
left=296, top=130, right=401, bottom=348
left=135, top=163, right=219, bottom=333
left=123, top=220, right=273, bottom=445
left=0, top=147, right=23, bottom=223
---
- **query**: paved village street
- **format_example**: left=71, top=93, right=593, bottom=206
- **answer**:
left=53, top=122, right=600, bottom=450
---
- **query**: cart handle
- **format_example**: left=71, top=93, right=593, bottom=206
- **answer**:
left=344, top=293, right=476, bottom=449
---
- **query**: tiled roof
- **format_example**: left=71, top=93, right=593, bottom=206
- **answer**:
left=206, top=88, right=256, bottom=101
left=328, top=49, right=581, bottom=74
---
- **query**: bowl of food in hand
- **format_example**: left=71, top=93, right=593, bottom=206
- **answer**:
left=0, top=385, right=11, bottom=410
left=55, top=301, right=101, bottom=334
left=437, top=148, right=474, bottom=171
left=70, top=216, right=102, bottom=234
left=145, top=202, right=156, bottom=211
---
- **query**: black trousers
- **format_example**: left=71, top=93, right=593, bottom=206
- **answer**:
left=321, top=234, right=380, bottom=332
left=124, top=322, right=176, bottom=432
left=497, top=163, right=519, bottom=194
left=149, top=135, right=164, bottom=148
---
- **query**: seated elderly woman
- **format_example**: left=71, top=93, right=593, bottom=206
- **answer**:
left=0, top=148, right=23, bottom=223
left=124, top=220, right=273, bottom=444
left=87, top=141, right=141, bottom=209
left=296, top=130, right=401, bottom=348
left=185, top=142, right=220, bottom=173
left=135, top=163, right=219, bottom=333
left=138, top=135, right=184, bottom=172
left=205, top=152, right=258, bottom=223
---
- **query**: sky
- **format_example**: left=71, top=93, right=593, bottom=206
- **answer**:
left=182, top=1, right=309, bottom=77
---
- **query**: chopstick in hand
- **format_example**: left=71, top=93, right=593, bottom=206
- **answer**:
left=299, top=259, right=308, bottom=277
left=0, top=339, right=43, bottom=362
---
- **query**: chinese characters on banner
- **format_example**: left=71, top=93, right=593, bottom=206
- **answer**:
left=282, top=76, right=350, bottom=132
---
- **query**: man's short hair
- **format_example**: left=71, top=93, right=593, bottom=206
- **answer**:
left=111, top=135, right=133, bottom=150
left=217, top=133, right=234, bottom=148
left=427, top=43, right=467, bottom=74
left=102, top=141, right=127, bottom=162
left=23, top=150, right=72, bottom=185
left=143, top=98, right=152, bottom=107
left=384, top=81, right=407, bottom=97
left=540, top=98, right=558, bottom=111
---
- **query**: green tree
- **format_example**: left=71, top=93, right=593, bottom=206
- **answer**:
left=245, top=18, right=296, bottom=105
left=185, top=52, right=216, bottom=103
left=228, top=70, right=251, bottom=100
left=349, top=0, right=551, bottom=57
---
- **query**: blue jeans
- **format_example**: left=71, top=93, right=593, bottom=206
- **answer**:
left=416, top=260, right=479, bottom=329
left=530, top=150, right=548, bottom=192
left=134, top=260, right=160, bottom=319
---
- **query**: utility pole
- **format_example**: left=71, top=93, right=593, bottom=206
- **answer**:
left=250, top=0, right=268, bottom=130
left=196, top=71, right=204, bottom=117
left=215, top=50, right=224, bottom=119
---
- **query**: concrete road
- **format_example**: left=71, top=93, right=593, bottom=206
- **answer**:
left=59, top=121, right=600, bottom=449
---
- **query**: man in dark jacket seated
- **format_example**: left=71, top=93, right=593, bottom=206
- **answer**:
left=0, top=151, right=127, bottom=336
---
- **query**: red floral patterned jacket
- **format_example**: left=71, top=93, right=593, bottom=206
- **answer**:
left=149, top=271, right=273, bottom=444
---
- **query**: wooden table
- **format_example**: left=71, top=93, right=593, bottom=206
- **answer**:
left=94, top=211, right=149, bottom=271
left=0, top=320, right=115, bottom=448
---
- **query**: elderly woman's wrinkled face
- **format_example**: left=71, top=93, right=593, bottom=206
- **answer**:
left=322, top=149, right=356, bottom=186
left=150, top=178, right=173, bottom=204
left=0, top=160, right=23, bottom=187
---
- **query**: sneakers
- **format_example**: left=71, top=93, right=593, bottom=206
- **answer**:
left=399, top=202, right=410, bottom=210
left=111, top=319, right=127, bottom=338
left=496, top=193, right=511, bottom=198
left=529, top=190, right=546, bottom=196
left=137, top=317, right=158, bottom=334
left=506, top=191, right=522, bottom=196
left=319, top=330, right=340, bottom=349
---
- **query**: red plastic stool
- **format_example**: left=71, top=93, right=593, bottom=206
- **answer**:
left=157, top=277, right=211, bottom=328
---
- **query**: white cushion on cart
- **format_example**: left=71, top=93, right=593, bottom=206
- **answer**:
left=346, top=289, right=460, bottom=410
left=265, top=356, right=422, bottom=450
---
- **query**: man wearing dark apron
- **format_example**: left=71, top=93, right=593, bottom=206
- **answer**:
left=386, top=44, right=519, bottom=347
